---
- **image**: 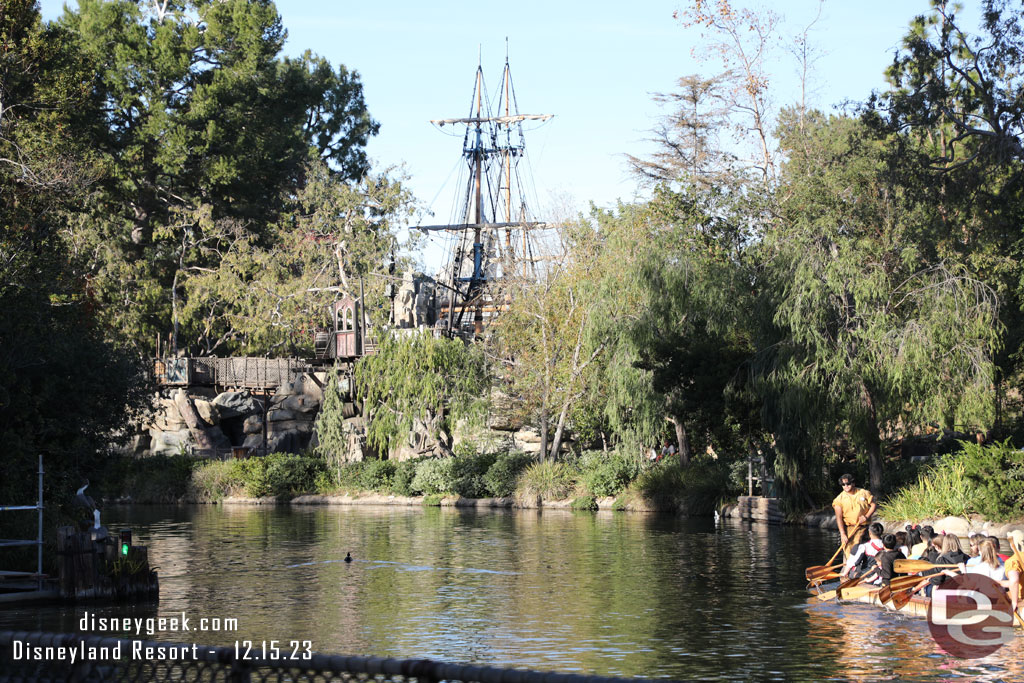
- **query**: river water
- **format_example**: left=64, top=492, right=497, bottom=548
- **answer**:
left=2, top=504, right=1023, bottom=680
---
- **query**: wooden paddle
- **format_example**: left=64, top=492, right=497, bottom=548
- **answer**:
left=877, top=575, right=923, bottom=606
left=816, top=568, right=877, bottom=602
left=806, top=563, right=844, bottom=582
left=890, top=585, right=916, bottom=610
left=837, top=584, right=879, bottom=601
left=808, top=571, right=842, bottom=586
left=836, top=571, right=870, bottom=600
left=805, top=523, right=864, bottom=580
left=889, top=574, right=925, bottom=591
left=893, top=559, right=961, bottom=573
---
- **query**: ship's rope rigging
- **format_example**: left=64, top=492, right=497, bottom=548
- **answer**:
left=419, top=58, right=555, bottom=337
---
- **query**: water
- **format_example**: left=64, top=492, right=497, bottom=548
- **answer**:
left=2, top=504, right=1024, bottom=680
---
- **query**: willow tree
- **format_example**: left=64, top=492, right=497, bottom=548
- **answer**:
left=619, top=186, right=758, bottom=464
left=353, top=332, right=489, bottom=458
left=757, top=110, right=1001, bottom=494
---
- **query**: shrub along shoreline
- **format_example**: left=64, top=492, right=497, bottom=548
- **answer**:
left=97, top=438, right=1024, bottom=524
left=99, top=449, right=734, bottom=515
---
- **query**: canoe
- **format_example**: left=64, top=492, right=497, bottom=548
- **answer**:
left=809, top=581, right=930, bottom=619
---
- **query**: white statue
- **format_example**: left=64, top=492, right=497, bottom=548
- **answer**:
left=395, top=270, right=416, bottom=328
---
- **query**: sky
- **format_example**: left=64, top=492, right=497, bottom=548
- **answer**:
left=38, top=0, right=981, bottom=269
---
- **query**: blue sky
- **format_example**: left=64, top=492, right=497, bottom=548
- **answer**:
left=38, top=1, right=979, bottom=267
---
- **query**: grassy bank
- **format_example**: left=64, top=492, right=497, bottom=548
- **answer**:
left=879, top=439, right=1024, bottom=522
left=104, top=449, right=736, bottom=515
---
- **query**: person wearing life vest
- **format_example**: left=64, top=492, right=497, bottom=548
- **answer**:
left=840, top=522, right=885, bottom=580
left=832, top=473, right=876, bottom=557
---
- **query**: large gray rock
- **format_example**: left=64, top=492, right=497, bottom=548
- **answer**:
left=149, top=428, right=192, bottom=456
left=242, top=433, right=265, bottom=449
left=279, top=394, right=318, bottom=414
left=933, top=516, right=972, bottom=537
left=205, top=425, right=232, bottom=449
left=269, top=419, right=313, bottom=434
left=487, top=388, right=523, bottom=431
left=212, top=391, right=261, bottom=418
left=153, top=397, right=187, bottom=431
left=267, top=408, right=295, bottom=422
left=194, top=399, right=220, bottom=426
left=243, top=415, right=263, bottom=434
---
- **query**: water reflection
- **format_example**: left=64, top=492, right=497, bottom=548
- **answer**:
left=2, top=506, right=1024, bottom=679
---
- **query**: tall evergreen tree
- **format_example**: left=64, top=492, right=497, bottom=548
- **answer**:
left=57, top=0, right=379, bottom=355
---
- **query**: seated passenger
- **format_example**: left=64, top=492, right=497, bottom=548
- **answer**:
left=923, top=534, right=943, bottom=564
left=875, top=533, right=906, bottom=586
left=928, top=534, right=970, bottom=587
left=894, top=530, right=910, bottom=559
left=908, top=526, right=928, bottom=560
left=989, top=535, right=1010, bottom=563
left=965, top=539, right=1005, bottom=582
left=841, top=522, right=885, bottom=579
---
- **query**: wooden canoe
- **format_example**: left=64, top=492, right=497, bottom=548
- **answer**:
left=809, top=581, right=931, bottom=619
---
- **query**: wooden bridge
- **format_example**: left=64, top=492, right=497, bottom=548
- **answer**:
left=153, top=357, right=312, bottom=391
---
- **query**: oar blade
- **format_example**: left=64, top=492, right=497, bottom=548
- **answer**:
left=891, top=588, right=914, bottom=610
left=838, top=584, right=878, bottom=601
left=805, top=563, right=844, bottom=581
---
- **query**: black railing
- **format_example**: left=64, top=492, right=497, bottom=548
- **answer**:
left=0, top=631, right=667, bottom=683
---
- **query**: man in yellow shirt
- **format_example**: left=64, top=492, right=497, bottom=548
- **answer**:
left=832, top=474, right=876, bottom=557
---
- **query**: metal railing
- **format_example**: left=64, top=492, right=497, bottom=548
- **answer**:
left=0, top=631, right=667, bottom=683
left=0, top=456, right=44, bottom=591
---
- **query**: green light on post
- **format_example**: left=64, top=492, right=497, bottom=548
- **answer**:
left=119, top=529, right=131, bottom=557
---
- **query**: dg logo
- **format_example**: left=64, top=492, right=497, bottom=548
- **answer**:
left=927, top=573, right=1015, bottom=658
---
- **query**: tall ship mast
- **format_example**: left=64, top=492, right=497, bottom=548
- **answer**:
left=416, top=56, right=553, bottom=338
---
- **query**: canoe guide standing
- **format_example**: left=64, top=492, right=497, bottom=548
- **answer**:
left=832, top=473, right=877, bottom=558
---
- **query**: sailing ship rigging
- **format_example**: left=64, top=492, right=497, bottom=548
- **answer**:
left=416, top=57, right=553, bottom=337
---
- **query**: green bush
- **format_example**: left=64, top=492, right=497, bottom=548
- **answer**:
left=228, top=453, right=324, bottom=499
left=516, top=461, right=576, bottom=500
left=422, top=493, right=445, bottom=506
left=332, top=461, right=365, bottom=492
left=636, top=460, right=686, bottom=503
left=960, top=439, right=1024, bottom=521
left=359, top=459, right=396, bottom=492
left=484, top=452, right=534, bottom=497
left=449, top=452, right=498, bottom=498
left=676, top=459, right=733, bottom=515
left=265, top=453, right=324, bottom=498
left=313, top=469, right=335, bottom=493
left=391, top=458, right=423, bottom=496
left=234, top=457, right=272, bottom=497
left=579, top=450, right=639, bottom=497
left=411, top=457, right=457, bottom=495
left=120, top=454, right=197, bottom=502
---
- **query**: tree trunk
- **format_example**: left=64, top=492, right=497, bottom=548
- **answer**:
left=675, top=420, right=691, bottom=465
left=538, top=409, right=549, bottom=463
left=861, top=384, right=884, bottom=493
left=666, top=416, right=691, bottom=465
left=548, top=397, right=574, bottom=461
